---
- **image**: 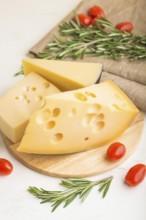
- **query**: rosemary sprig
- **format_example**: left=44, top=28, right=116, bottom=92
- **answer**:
left=14, top=67, right=24, bottom=76
left=28, top=176, right=113, bottom=212
left=37, top=18, right=146, bottom=60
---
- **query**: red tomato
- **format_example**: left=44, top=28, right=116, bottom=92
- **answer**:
left=88, top=5, right=105, bottom=19
left=0, top=158, right=13, bottom=175
left=125, top=164, right=146, bottom=187
left=115, top=22, right=134, bottom=32
left=106, top=142, right=126, bottom=161
left=73, top=14, right=92, bottom=26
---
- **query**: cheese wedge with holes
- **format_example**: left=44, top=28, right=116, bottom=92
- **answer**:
left=18, top=80, right=139, bottom=154
left=0, top=72, right=60, bottom=143
left=23, top=59, right=103, bottom=91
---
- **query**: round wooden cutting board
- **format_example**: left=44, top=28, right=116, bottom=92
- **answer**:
left=3, top=112, right=144, bottom=178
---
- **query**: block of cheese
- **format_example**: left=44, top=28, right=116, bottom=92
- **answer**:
left=23, top=59, right=103, bottom=91
left=18, top=80, right=139, bottom=154
left=0, top=72, right=60, bottom=143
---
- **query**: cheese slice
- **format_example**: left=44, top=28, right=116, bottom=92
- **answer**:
left=18, top=80, right=139, bottom=154
left=0, top=72, right=60, bottom=143
left=23, top=59, right=103, bottom=91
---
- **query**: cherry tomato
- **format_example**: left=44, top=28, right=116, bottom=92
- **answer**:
left=125, top=164, right=146, bottom=187
left=73, top=14, right=92, bottom=26
left=106, top=142, right=126, bottom=161
left=115, top=22, right=134, bottom=32
left=0, top=158, right=13, bottom=175
left=88, top=5, right=105, bottom=19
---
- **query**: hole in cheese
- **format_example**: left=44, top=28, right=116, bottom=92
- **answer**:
left=51, top=133, right=63, bottom=143
left=31, top=87, right=37, bottom=91
left=68, top=108, right=76, bottom=117
left=53, top=108, right=60, bottom=117
left=82, top=113, right=97, bottom=126
left=85, top=91, right=96, bottom=98
left=97, top=113, right=104, bottom=120
left=46, top=121, right=56, bottom=130
left=93, top=121, right=105, bottom=132
left=36, top=95, right=43, bottom=101
left=26, top=99, right=30, bottom=104
left=74, top=93, right=87, bottom=101
left=84, top=137, right=89, bottom=141
left=87, top=103, right=102, bottom=113
left=42, top=82, right=50, bottom=88
left=36, top=109, right=51, bottom=124
left=15, top=96, right=19, bottom=100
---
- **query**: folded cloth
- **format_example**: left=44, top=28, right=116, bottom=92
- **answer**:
left=100, top=72, right=146, bottom=112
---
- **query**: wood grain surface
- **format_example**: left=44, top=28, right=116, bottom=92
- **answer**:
left=3, top=112, right=144, bottom=178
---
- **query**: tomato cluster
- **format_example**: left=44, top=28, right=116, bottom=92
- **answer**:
left=106, top=142, right=146, bottom=187
left=73, top=5, right=105, bottom=27
left=73, top=5, right=134, bottom=32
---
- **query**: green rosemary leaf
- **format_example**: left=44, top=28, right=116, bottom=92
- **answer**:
left=37, top=52, right=50, bottom=59
left=63, top=178, right=91, bottom=184
left=52, top=200, right=63, bottom=212
left=60, top=178, right=90, bottom=188
left=79, top=184, right=95, bottom=202
left=73, top=10, right=81, bottom=28
left=60, top=179, right=77, bottom=189
left=98, top=177, right=113, bottom=198
left=14, top=67, right=24, bottom=76
left=63, top=193, right=79, bottom=208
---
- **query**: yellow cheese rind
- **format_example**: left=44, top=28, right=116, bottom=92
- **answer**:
left=18, top=81, right=139, bottom=154
left=23, top=59, right=103, bottom=91
left=0, top=72, right=60, bottom=143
